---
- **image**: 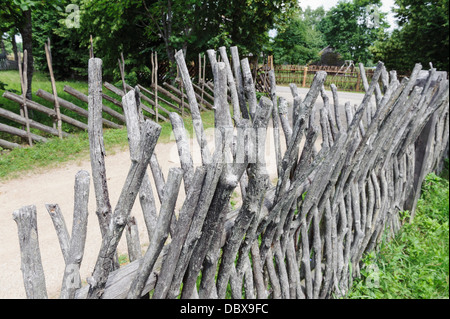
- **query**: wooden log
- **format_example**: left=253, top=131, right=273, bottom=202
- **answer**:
left=102, top=92, right=123, bottom=109
left=125, top=216, right=141, bottom=263
left=0, top=138, right=22, bottom=149
left=216, top=163, right=269, bottom=298
left=127, top=167, right=183, bottom=299
left=191, top=81, right=215, bottom=106
left=103, top=82, right=168, bottom=122
left=122, top=89, right=158, bottom=239
left=87, top=119, right=161, bottom=299
left=169, top=112, right=194, bottom=191
left=149, top=82, right=182, bottom=105
left=2, top=91, right=88, bottom=131
left=230, top=46, right=249, bottom=119
left=165, top=159, right=224, bottom=299
left=162, top=82, right=191, bottom=114
left=152, top=167, right=207, bottom=299
left=133, top=84, right=172, bottom=116
left=330, top=84, right=342, bottom=133
left=13, top=205, right=48, bottom=299
left=88, top=58, right=113, bottom=240
left=118, top=52, right=127, bottom=95
left=175, top=49, right=212, bottom=165
left=0, top=122, right=47, bottom=143
left=137, top=83, right=180, bottom=113
left=0, top=106, right=69, bottom=137
left=75, top=246, right=168, bottom=299
left=241, top=58, right=257, bottom=121
left=37, top=88, right=122, bottom=129
left=302, top=66, right=308, bottom=87
left=278, top=97, right=292, bottom=145
left=269, top=70, right=282, bottom=177
left=60, top=170, right=90, bottom=299
left=220, top=46, right=242, bottom=120
left=61, top=85, right=125, bottom=125
left=45, top=204, right=71, bottom=263
left=17, top=49, right=33, bottom=145
left=152, top=51, right=159, bottom=122
left=44, top=41, right=63, bottom=138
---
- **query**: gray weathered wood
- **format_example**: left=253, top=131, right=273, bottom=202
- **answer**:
left=87, top=119, right=161, bottom=299
left=60, top=170, right=90, bottom=299
left=62, top=85, right=126, bottom=124
left=88, top=58, right=113, bottom=239
left=2, top=91, right=88, bottom=131
left=13, top=205, right=48, bottom=299
left=175, top=49, right=212, bottom=165
left=0, top=122, right=47, bottom=143
left=127, top=167, right=183, bottom=299
left=0, top=106, right=70, bottom=138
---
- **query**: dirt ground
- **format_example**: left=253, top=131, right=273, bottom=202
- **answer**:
left=0, top=87, right=366, bottom=299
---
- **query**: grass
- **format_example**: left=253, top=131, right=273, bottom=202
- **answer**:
left=346, top=162, right=449, bottom=299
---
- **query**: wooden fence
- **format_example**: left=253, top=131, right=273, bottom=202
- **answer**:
left=0, top=48, right=217, bottom=150
left=11, top=45, right=450, bottom=299
left=254, top=64, right=411, bottom=94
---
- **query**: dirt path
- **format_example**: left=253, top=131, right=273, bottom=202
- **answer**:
left=0, top=87, right=366, bottom=299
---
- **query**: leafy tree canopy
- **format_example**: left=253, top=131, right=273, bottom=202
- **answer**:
left=317, top=0, right=389, bottom=65
left=271, top=7, right=326, bottom=65
left=371, top=0, right=449, bottom=72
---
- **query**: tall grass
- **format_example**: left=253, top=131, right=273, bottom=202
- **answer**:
left=346, top=163, right=449, bottom=299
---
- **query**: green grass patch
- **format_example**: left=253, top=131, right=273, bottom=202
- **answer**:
left=346, top=168, right=449, bottom=299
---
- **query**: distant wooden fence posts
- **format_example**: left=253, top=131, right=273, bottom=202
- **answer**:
left=11, top=45, right=449, bottom=299
left=254, top=60, right=411, bottom=94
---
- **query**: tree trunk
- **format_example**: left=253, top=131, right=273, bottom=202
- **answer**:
left=19, top=10, right=33, bottom=100
left=11, top=32, right=18, bottom=63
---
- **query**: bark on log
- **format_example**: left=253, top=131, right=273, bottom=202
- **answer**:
left=3, top=91, right=88, bottom=130
left=88, top=58, right=113, bottom=239
left=87, top=119, right=161, bottom=299
left=13, top=205, right=48, bottom=299
left=62, top=85, right=125, bottom=125
left=127, top=167, right=183, bottom=299
left=60, top=170, right=90, bottom=299
left=0, top=106, right=70, bottom=137
left=0, top=122, right=47, bottom=143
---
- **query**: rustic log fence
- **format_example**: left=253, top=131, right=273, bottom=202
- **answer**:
left=257, top=64, right=411, bottom=94
left=11, top=45, right=449, bottom=299
left=0, top=50, right=217, bottom=150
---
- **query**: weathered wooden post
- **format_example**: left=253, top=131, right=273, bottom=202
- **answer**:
left=17, top=49, right=33, bottom=146
left=44, top=38, right=63, bottom=139
left=302, top=66, right=308, bottom=87
left=13, top=205, right=48, bottom=299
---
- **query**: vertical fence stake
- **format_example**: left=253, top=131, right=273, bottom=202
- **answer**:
left=44, top=39, right=63, bottom=139
left=155, top=51, right=159, bottom=123
left=302, top=66, right=308, bottom=88
left=18, top=50, right=33, bottom=146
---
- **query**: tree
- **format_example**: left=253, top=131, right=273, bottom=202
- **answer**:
left=317, top=0, right=389, bottom=65
left=371, top=0, right=449, bottom=72
left=271, top=7, right=326, bottom=65
left=0, top=0, right=37, bottom=99
left=139, top=0, right=299, bottom=77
